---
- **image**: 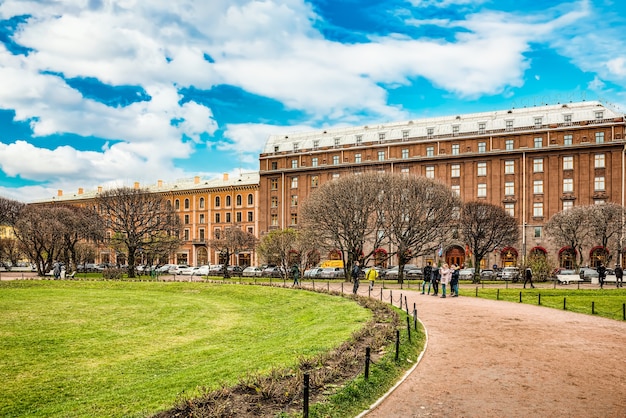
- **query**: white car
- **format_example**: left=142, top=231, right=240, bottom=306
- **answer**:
left=242, top=266, right=263, bottom=277
left=172, top=265, right=191, bottom=275
left=192, top=265, right=210, bottom=276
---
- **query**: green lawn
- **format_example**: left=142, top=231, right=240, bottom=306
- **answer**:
left=460, top=286, right=626, bottom=320
left=0, top=281, right=371, bottom=417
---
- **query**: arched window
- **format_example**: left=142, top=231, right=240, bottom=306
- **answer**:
left=236, top=194, right=242, bottom=206
left=226, top=195, right=231, bottom=207
left=175, top=199, right=180, bottom=210
left=247, top=194, right=253, bottom=205
left=184, top=198, right=190, bottom=209
left=215, top=196, right=221, bottom=207
left=199, top=197, right=205, bottom=209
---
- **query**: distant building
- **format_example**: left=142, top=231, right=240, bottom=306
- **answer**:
left=259, top=101, right=626, bottom=268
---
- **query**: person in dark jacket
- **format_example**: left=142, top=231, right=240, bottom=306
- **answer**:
left=431, top=266, right=440, bottom=296
left=421, top=261, right=432, bottom=295
left=351, top=261, right=361, bottom=294
left=597, top=263, right=606, bottom=289
left=615, top=264, right=623, bottom=288
left=450, top=263, right=460, bottom=296
left=523, top=267, right=535, bottom=289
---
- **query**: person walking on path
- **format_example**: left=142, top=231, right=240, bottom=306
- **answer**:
left=351, top=261, right=361, bottom=294
left=366, top=266, right=378, bottom=291
left=614, top=264, right=623, bottom=288
left=439, top=263, right=451, bottom=298
left=291, top=264, right=300, bottom=287
left=450, top=263, right=460, bottom=297
left=421, top=262, right=432, bottom=295
left=597, top=263, right=607, bottom=289
left=431, top=265, right=440, bottom=296
left=524, top=266, right=535, bottom=289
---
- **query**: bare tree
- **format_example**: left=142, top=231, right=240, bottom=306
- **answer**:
left=95, top=187, right=181, bottom=278
left=586, top=203, right=626, bottom=264
left=257, top=227, right=321, bottom=277
left=210, top=226, right=257, bottom=278
left=460, top=201, right=519, bottom=283
left=0, top=237, right=25, bottom=270
left=544, top=206, right=588, bottom=268
left=55, top=205, right=105, bottom=273
left=13, top=205, right=65, bottom=276
left=0, top=197, right=24, bottom=225
left=382, top=175, right=461, bottom=283
left=300, top=172, right=388, bottom=281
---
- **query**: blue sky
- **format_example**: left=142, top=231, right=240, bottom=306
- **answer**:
left=0, top=0, right=625, bottom=202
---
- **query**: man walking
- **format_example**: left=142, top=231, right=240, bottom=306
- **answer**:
left=421, top=261, right=432, bottom=295
left=351, top=261, right=361, bottom=294
left=597, top=263, right=607, bottom=289
left=615, top=264, right=623, bottom=288
left=523, top=266, right=535, bottom=289
left=291, top=264, right=300, bottom=287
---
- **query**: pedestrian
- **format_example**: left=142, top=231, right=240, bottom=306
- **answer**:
left=421, top=261, right=432, bottom=295
left=366, top=266, right=378, bottom=291
left=523, top=266, right=535, bottom=289
left=291, top=264, right=300, bottom=287
left=615, top=264, right=623, bottom=288
left=351, top=261, right=361, bottom=294
left=450, top=263, right=460, bottom=297
left=53, top=262, right=61, bottom=280
left=597, top=263, right=606, bottom=289
left=431, top=265, right=440, bottom=296
left=440, top=263, right=451, bottom=298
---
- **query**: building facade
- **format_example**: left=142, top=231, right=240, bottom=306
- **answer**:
left=258, top=101, right=626, bottom=268
left=39, top=172, right=260, bottom=267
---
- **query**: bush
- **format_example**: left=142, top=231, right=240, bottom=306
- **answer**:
left=102, top=267, right=124, bottom=280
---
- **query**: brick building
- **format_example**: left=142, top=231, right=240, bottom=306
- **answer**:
left=258, top=101, right=626, bottom=268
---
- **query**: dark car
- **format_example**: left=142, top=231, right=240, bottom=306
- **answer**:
left=480, top=269, right=495, bottom=280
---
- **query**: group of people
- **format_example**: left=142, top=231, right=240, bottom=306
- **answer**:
left=350, top=261, right=379, bottom=294
left=421, top=261, right=459, bottom=298
left=596, top=263, right=624, bottom=289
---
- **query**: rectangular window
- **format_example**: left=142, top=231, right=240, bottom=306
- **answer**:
left=247, top=226, right=253, bottom=234
left=290, top=213, right=298, bottom=225
left=271, top=162, right=278, bottom=170
left=199, top=214, right=205, bottom=224
left=273, top=145, right=279, bottom=152
left=355, top=135, right=362, bottom=145
left=402, top=130, right=409, bottom=140
left=236, top=212, right=242, bottom=223
left=334, top=137, right=341, bottom=147
left=355, top=153, right=362, bottom=163
left=199, top=228, right=205, bottom=241
left=505, top=182, right=514, bottom=196
left=425, top=166, right=434, bottom=178
left=378, top=133, right=385, bottom=142
left=226, top=213, right=231, bottom=223
left=452, top=126, right=459, bottom=136
left=564, top=134, right=573, bottom=145
left=378, top=151, right=385, bottom=161
left=505, top=203, right=514, bottom=217
left=563, top=178, right=573, bottom=193
left=401, top=168, right=410, bottom=176
left=271, top=214, right=278, bottom=226
left=184, top=214, right=189, bottom=224
left=291, top=195, right=298, bottom=207
left=313, top=140, right=319, bottom=150
left=333, top=155, right=339, bottom=165
left=271, top=178, right=278, bottom=190
left=291, top=177, right=298, bottom=188
left=534, top=227, right=542, bottom=238
left=401, top=148, right=409, bottom=159
left=271, top=196, right=278, bottom=208
left=247, top=211, right=253, bottom=222
left=505, top=139, right=514, bottom=150
left=427, top=128, right=434, bottom=139
left=564, top=114, right=572, bottom=125
left=311, top=157, right=318, bottom=167
left=534, top=137, right=543, bottom=148
left=595, top=176, right=605, bottom=191
left=533, top=180, right=543, bottom=194
left=534, top=117, right=542, bottom=128
left=504, top=160, right=514, bottom=174
left=451, top=185, right=460, bottom=195
left=291, top=159, right=298, bottom=168
left=595, top=111, right=604, bottom=120
left=184, top=229, right=189, bottom=241
left=477, top=162, right=487, bottom=176
left=426, top=146, right=434, bottom=157
left=215, top=213, right=220, bottom=223
left=563, top=156, right=573, bottom=170
left=332, top=173, right=340, bottom=179
left=478, top=123, right=486, bottom=135
left=534, top=158, right=543, bottom=173
left=452, top=144, right=460, bottom=155
left=595, top=132, right=605, bottom=143
left=477, top=183, right=487, bottom=197
left=478, top=142, right=486, bottom=153
left=533, top=202, right=543, bottom=218
left=451, top=164, right=460, bottom=178
left=293, top=143, right=299, bottom=152
left=563, top=200, right=574, bottom=211
left=595, top=154, right=605, bottom=168
left=311, top=176, right=319, bottom=187
left=506, top=120, right=513, bottom=131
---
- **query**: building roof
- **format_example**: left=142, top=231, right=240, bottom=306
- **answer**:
left=262, top=101, right=625, bottom=154
left=36, top=172, right=260, bottom=204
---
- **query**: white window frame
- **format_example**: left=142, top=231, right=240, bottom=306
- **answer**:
left=563, top=178, right=573, bottom=193
left=477, top=183, right=487, bottom=198
left=563, top=156, right=573, bottom=170
left=595, top=176, right=605, bottom=191
left=534, top=158, right=543, bottom=173
left=533, top=180, right=543, bottom=195
left=451, top=164, right=460, bottom=178
left=595, top=153, right=605, bottom=168
left=533, top=202, right=543, bottom=217
left=505, top=182, right=515, bottom=196
left=504, top=160, right=514, bottom=174
left=425, top=166, right=435, bottom=178
left=477, top=162, right=487, bottom=177
left=505, top=139, right=514, bottom=151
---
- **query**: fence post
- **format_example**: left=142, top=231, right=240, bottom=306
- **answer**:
left=497, top=289, right=500, bottom=300
left=413, top=309, right=418, bottom=331
left=341, top=282, right=344, bottom=294
left=365, top=347, right=371, bottom=380
left=406, top=316, right=411, bottom=341
left=395, top=330, right=400, bottom=361
left=519, top=292, right=522, bottom=303
left=303, top=373, right=309, bottom=418
left=564, top=297, right=567, bottom=310
left=592, top=301, right=595, bottom=315
left=538, top=293, right=541, bottom=305
left=475, top=286, right=478, bottom=297
left=623, top=303, right=625, bottom=321
left=327, top=281, right=330, bottom=292
left=390, top=290, right=393, bottom=305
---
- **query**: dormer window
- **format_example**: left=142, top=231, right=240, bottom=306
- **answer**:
left=595, top=111, right=604, bottom=120
left=378, top=133, right=385, bottom=142
left=334, top=137, right=341, bottom=147
left=274, top=145, right=279, bottom=152
left=313, top=140, right=319, bottom=150
left=355, top=135, right=362, bottom=145
left=293, top=143, right=299, bottom=152
left=534, top=117, right=543, bottom=128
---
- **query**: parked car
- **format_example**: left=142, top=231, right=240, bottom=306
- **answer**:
left=385, top=264, right=419, bottom=280
left=242, top=266, right=263, bottom=277
left=191, top=265, right=210, bottom=276
left=458, top=268, right=475, bottom=281
left=208, top=264, right=224, bottom=275
left=318, top=267, right=344, bottom=279
left=223, top=266, right=244, bottom=277
left=406, top=267, right=423, bottom=279
left=262, top=266, right=285, bottom=278
left=77, top=263, right=100, bottom=272
left=304, top=267, right=324, bottom=279
left=579, top=267, right=598, bottom=281
left=480, top=269, right=495, bottom=280
left=175, top=265, right=195, bottom=275
left=156, top=264, right=176, bottom=273
left=501, top=267, right=520, bottom=282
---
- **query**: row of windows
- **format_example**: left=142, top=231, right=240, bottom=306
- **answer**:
left=277, top=112, right=607, bottom=153
left=275, top=132, right=608, bottom=169
left=182, top=225, right=255, bottom=241
left=173, top=194, right=255, bottom=210
left=183, top=212, right=254, bottom=224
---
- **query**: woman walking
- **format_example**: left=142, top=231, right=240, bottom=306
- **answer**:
left=440, top=263, right=451, bottom=298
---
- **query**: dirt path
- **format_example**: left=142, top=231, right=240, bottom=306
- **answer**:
left=364, top=289, right=626, bottom=418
